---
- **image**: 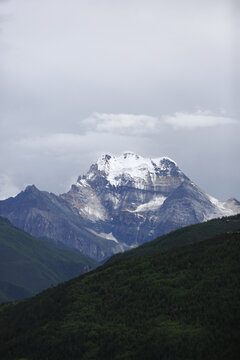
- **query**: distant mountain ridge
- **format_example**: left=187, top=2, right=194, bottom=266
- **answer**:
left=106, top=213, right=240, bottom=264
left=0, top=152, right=239, bottom=260
left=0, top=216, right=98, bottom=303
left=0, top=185, right=126, bottom=261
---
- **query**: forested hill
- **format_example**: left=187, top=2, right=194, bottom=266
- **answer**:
left=0, top=229, right=239, bottom=359
left=0, top=216, right=98, bottom=303
left=107, top=213, right=240, bottom=264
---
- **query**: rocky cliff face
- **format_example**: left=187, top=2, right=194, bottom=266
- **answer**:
left=0, top=152, right=239, bottom=261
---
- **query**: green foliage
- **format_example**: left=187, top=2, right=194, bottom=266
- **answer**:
left=0, top=227, right=239, bottom=359
left=0, top=216, right=98, bottom=303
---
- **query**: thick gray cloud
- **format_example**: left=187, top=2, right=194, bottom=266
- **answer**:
left=0, top=0, right=239, bottom=201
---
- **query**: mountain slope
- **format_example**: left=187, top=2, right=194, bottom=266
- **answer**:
left=0, top=186, right=126, bottom=261
left=0, top=216, right=98, bottom=303
left=0, top=152, right=239, bottom=260
left=107, top=213, right=240, bottom=264
left=0, top=229, right=239, bottom=359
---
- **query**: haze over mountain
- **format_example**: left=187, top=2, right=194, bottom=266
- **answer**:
left=0, top=153, right=239, bottom=261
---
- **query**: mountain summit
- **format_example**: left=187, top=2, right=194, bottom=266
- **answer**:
left=0, top=152, right=239, bottom=260
left=91, top=152, right=183, bottom=188
left=64, top=153, right=188, bottom=223
left=61, top=152, right=240, bottom=250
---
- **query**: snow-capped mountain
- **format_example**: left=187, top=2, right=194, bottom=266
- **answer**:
left=61, top=152, right=240, bottom=247
left=0, top=152, right=239, bottom=261
left=62, top=153, right=186, bottom=221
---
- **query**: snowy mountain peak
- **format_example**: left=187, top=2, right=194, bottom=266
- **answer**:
left=122, top=152, right=140, bottom=160
left=81, top=152, right=183, bottom=188
left=96, top=152, right=177, bottom=166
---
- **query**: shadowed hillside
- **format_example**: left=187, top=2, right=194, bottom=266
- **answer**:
left=0, top=226, right=239, bottom=359
left=0, top=216, right=98, bottom=303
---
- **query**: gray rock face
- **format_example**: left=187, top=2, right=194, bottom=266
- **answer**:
left=0, top=185, right=123, bottom=261
left=60, top=154, right=211, bottom=246
left=0, top=152, right=239, bottom=261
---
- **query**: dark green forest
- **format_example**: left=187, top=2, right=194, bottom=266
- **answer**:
left=0, top=225, right=239, bottom=359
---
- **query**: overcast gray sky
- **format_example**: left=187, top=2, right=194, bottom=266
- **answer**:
left=0, top=0, right=239, bottom=201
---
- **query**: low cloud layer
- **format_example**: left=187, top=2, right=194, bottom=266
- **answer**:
left=0, top=108, right=238, bottom=201
left=82, top=111, right=238, bottom=136
left=82, top=113, right=160, bottom=136
left=163, top=111, right=238, bottom=129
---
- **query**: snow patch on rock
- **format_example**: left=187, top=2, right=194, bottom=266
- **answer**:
left=87, top=229, right=119, bottom=243
left=133, top=196, right=167, bottom=212
left=204, top=195, right=240, bottom=220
